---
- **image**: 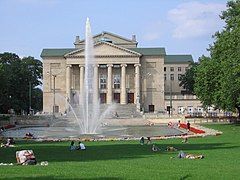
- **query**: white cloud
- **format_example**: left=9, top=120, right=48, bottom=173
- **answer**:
left=168, top=1, right=226, bottom=39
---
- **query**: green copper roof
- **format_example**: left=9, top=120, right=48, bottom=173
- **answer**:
left=165, top=55, right=193, bottom=64
left=128, top=48, right=166, bottom=56
left=41, top=48, right=76, bottom=57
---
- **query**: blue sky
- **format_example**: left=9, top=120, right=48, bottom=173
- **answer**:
left=0, top=0, right=228, bottom=61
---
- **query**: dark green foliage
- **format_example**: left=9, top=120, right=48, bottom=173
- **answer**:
left=0, top=52, right=43, bottom=114
left=179, top=62, right=198, bottom=94
left=194, top=1, right=240, bottom=116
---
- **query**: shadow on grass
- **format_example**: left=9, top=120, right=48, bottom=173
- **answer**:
left=180, top=174, right=191, bottom=180
left=3, top=176, right=122, bottom=180
left=1, top=140, right=237, bottom=163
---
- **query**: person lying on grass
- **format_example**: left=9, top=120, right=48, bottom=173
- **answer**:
left=166, top=146, right=177, bottom=151
left=177, top=151, right=204, bottom=159
left=1, top=137, right=15, bottom=148
left=152, top=144, right=160, bottom=152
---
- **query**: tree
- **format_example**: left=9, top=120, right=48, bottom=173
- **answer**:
left=179, top=62, right=198, bottom=94
left=194, top=0, right=240, bottom=117
left=0, top=52, right=43, bottom=114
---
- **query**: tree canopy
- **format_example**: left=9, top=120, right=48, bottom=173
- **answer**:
left=0, top=52, right=43, bottom=114
left=179, top=62, right=198, bottom=94
left=194, top=0, right=240, bottom=117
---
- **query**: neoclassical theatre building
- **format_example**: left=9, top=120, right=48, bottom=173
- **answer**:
left=41, top=32, right=203, bottom=115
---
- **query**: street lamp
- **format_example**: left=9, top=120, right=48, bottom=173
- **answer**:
left=28, top=64, right=34, bottom=115
left=29, top=81, right=32, bottom=115
left=169, top=79, right=173, bottom=117
left=52, top=74, right=57, bottom=117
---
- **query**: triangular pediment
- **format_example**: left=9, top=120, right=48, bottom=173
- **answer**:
left=79, top=31, right=134, bottom=44
left=65, top=42, right=141, bottom=57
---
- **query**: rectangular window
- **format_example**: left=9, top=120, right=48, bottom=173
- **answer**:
left=178, top=74, right=182, bottom=81
left=164, top=74, right=166, bottom=81
left=187, top=106, right=193, bottom=114
left=178, top=67, right=181, bottom=71
left=99, top=64, right=107, bottom=68
left=170, top=74, right=174, bottom=80
left=113, top=74, right=121, bottom=89
left=185, top=67, right=188, bottom=71
left=100, top=74, right=107, bottom=89
left=113, top=64, right=121, bottom=68
left=178, top=106, right=184, bottom=114
left=197, top=106, right=203, bottom=112
left=164, top=67, right=166, bottom=71
left=170, top=67, right=174, bottom=71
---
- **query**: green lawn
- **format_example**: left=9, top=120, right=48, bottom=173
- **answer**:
left=0, top=124, right=240, bottom=179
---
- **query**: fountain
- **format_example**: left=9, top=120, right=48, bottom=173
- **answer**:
left=1, top=18, right=186, bottom=139
left=67, top=18, right=115, bottom=134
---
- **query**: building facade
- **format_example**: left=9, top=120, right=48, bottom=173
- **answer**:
left=41, top=32, right=202, bottom=115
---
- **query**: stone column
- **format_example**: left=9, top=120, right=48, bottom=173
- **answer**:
left=134, top=64, right=141, bottom=111
left=93, top=64, right=99, bottom=103
left=66, top=65, right=72, bottom=110
left=120, top=64, right=127, bottom=104
left=107, top=64, right=113, bottom=104
left=79, top=65, right=84, bottom=104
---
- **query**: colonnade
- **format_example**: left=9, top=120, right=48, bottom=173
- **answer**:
left=65, top=63, right=141, bottom=104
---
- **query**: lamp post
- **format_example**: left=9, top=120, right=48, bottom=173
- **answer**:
left=170, top=79, right=173, bottom=117
left=52, top=74, right=56, bottom=117
left=29, top=81, right=32, bottom=115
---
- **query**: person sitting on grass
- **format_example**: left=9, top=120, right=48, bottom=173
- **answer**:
left=69, top=141, right=76, bottom=151
left=178, top=151, right=204, bottom=159
left=140, top=137, right=144, bottom=145
left=25, top=132, right=34, bottom=139
left=77, top=141, right=86, bottom=150
left=152, top=144, right=160, bottom=152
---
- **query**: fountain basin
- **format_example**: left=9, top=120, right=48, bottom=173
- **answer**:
left=1, top=125, right=185, bottom=139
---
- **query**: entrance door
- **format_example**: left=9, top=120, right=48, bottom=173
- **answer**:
left=53, top=105, right=59, bottom=113
left=128, top=93, right=134, bottom=103
left=114, top=93, right=120, bottom=103
left=149, top=105, right=154, bottom=112
left=100, top=93, right=106, bottom=104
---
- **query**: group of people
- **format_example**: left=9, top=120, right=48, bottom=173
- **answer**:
left=70, top=141, right=86, bottom=151
left=140, top=136, right=152, bottom=145
left=140, top=137, right=161, bottom=152
left=139, top=136, right=204, bottom=159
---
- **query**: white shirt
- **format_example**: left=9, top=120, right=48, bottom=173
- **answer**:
left=79, top=143, right=86, bottom=150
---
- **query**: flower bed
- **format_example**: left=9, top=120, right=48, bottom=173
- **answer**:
left=180, top=123, right=205, bottom=134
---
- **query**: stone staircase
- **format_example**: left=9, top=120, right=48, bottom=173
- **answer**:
left=110, top=104, right=143, bottom=119
left=53, top=104, right=143, bottom=127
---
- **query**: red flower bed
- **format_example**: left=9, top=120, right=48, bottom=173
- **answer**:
left=3, top=124, right=16, bottom=129
left=179, top=123, right=205, bottom=134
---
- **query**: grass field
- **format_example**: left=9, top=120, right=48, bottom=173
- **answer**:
left=0, top=124, right=240, bottom=179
